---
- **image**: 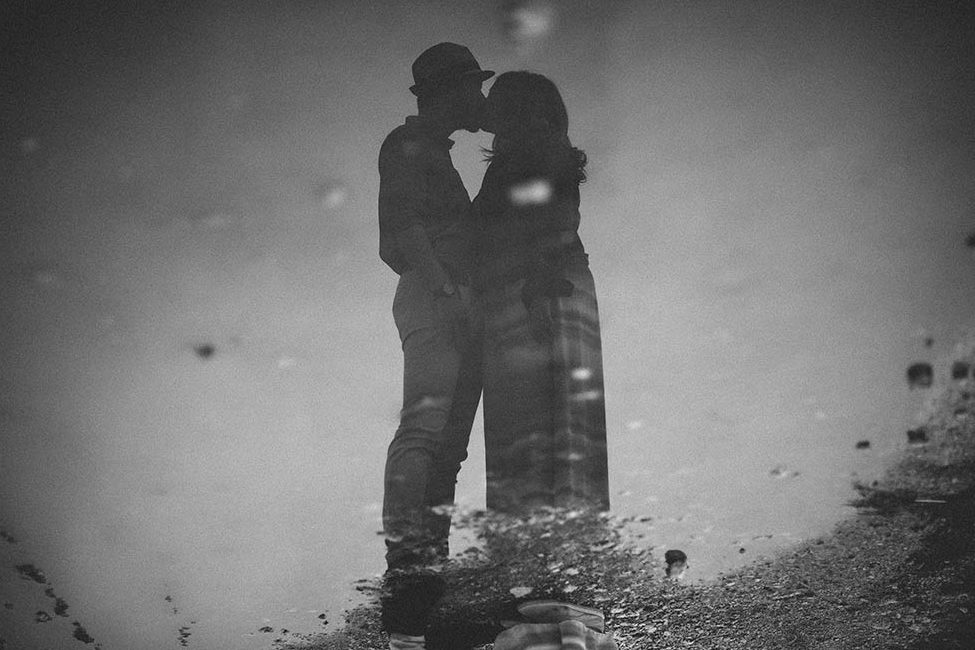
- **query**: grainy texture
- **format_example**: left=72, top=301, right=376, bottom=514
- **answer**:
left=290, top=332, right=975, bottom=650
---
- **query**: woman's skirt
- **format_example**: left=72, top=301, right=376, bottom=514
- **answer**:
left=478, top=255, right=609, bottom=513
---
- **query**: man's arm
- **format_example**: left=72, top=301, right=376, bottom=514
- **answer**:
left=379, top=138, right=454, bottom=294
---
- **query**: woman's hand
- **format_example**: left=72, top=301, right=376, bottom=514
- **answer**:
left=434, top=292, right=472, bottom=350
left=528, top=298, right=554, bottom=343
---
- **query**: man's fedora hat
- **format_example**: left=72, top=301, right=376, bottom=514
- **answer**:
left=410, top=42, right=494, bottom=96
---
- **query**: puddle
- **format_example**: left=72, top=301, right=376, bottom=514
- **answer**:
left=3, top=2, right=974, bottom=649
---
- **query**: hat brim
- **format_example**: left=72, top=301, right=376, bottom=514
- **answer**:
left=410, top=69, right=495, bottom=95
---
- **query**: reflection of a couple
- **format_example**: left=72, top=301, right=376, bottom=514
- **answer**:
left=378, top=43, right=610, bottom=649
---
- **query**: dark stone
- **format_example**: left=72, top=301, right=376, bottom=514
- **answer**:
left=665, top=548, right=688, bottom=578
left=34, top=611, right=51, bottom=623
left=951, top=361, right=971, bottom=381
left=907, top=363, right=933, bottom=389
left=15, top=564, right=47, bottom=584
left=194, top=344, right=216, bottom=359
left=856, top=440, right=871, bottom=449
left=907, top=428, right=928, bottom=444
left=72, top=621, right=95, bottom=644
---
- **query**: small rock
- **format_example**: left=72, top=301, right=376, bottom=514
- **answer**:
left=34, top=611, right=51, bottom=623
left=15, top=564, right=47, bottom=584
left=72, top=622, right=95, bottom=644
left=770, top=465, right=800, bottom=479
left=906, top=363, right=933, bottom=389
left=194, top=344, right=216, bottom=359
left=951, top=361, right=971, bottom=381
left=907, top=428, right=928, bottom=444
left=664, top=549, right=687, bottom=580
left=856, top=440, right=871, bottom=449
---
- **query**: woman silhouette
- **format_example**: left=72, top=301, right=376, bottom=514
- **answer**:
left=474, top=71, right=609, bottom=513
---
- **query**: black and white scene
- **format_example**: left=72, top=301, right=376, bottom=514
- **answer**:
left=2, top=1, right=974, bottom=649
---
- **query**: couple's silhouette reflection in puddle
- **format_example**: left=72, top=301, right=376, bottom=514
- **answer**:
left=374, top=42, right=614, bottom=650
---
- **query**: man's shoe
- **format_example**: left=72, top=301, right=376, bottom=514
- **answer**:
left=516, top=600, right=605, bottom=632
left=381, top=571, right=445, bottom=638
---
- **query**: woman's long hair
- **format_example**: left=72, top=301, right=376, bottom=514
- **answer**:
left=484, top=71, right=587, bottom=185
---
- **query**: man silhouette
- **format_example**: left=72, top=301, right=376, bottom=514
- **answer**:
left=377, top=42, right=492, bottom=649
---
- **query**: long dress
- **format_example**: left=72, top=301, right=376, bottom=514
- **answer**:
left=472, top=150, right=609, bottom=514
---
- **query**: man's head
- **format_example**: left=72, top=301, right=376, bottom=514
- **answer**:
left=410, top=43, right=493, bottom=133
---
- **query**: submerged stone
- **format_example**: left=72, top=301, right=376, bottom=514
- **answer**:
left=951, top=361, right=971, bottom=381
left=15, top=564, right=46, bottom=584
left=906, top=363, right=933, bottom=389
left=907, top=428, right=928, bottom=444
left=72, top=621, right=95, bottom=644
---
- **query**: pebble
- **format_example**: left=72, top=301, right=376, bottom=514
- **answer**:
left=907, top=428, right=928, bottom=444
left=906, top=363, right=933, bottom=389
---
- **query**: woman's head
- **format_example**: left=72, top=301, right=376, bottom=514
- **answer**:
left=482, top=71, right=586, bottom=184
left=481, top=71, right=569, bottom=138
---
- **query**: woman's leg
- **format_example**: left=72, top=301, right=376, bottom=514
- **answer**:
left=482, top=280, right=556, bottom=513
left=550, top=263, right=609, bottom=511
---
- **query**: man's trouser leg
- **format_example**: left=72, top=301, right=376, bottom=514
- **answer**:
left=382, top=324, right=477, bottom=568
left=381, top=272, right=480, bottom=637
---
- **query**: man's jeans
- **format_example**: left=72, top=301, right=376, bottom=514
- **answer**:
left=383, top=270, right=481, bottom=571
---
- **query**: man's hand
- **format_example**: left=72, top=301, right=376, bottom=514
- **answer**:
left=433, top=292, right=471, bottom=350
left=527, top=298, right=554, bottom=344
